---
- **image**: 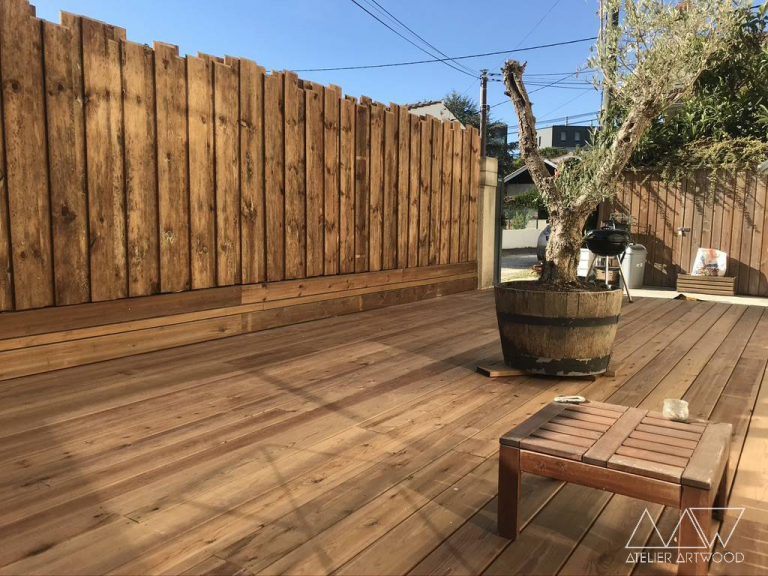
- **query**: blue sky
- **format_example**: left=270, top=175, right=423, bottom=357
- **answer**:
left=34, top=0, right=603, bottom=140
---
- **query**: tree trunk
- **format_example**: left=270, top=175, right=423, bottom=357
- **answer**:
left=541, top=212, right=589, bottom=285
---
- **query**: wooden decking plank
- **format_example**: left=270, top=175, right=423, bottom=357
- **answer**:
left=337, top=455, right=498, bottom=576
left=107, top=374, right=544, bottom=574
left=483, top=483, right=614, bottom=576
left=3, top=354, right=498, bottom=554
left=0, top=318, right=495, bottom=533
left=609, top=301, right=730, bottom=406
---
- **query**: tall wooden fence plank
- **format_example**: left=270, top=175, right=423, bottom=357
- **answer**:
left=459, top=126, right=471, bottom=262
left=369, top=104, right=384, bottom=272
left=339, top=97, right=355, bottom=274
left=83, top=19, right=127, bottom=302
left=264, top=71, right=285, bottom=282
left=396, top=107, right=409, bottom=269
left=306, top=87, right=324, bottom=277
left=759, top=174, right=768, bottom=296
left=323, top=86, right=341, bottom=275
left=122, top=41, right=159, bottom=297
left=382, top=105, right=397, bottom=270
left=1, top=2, right=53, bottom=309
left=354, top=100, right=370, bottom=273
left=43, top=21, right=89, bottom=304
left=239, top=59, right=265, bottom=284
left=428, top=118, right=441, bottom=266
left=155, top=42, right=189, bottom=293
left=284, top=72, right=305, bottom=279
left=407, top=115, right=420, bottom=268
left=187, top=55, right=216, bottom=289
left=450, top=124, right=461, bottom=263
left=469, top=128, right=480, bottom=263
left=0, top=48, right=10, bottom=310
left=748, top=173, right=764, bottom=295
left=418, top=117, right=431, bottom=267
left=439, top=120, right=453, bottom=264
left=214, top=60, right=241, bottom=286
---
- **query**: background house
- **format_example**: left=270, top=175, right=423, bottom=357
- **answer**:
left=536, top=124, right=592, bottom=150
left=406, top=100, right=462, bottom=124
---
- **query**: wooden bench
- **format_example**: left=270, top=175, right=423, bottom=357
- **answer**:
left=498, top=401, right=731, bottom=576
left=677, top=274, right=736, bottom=296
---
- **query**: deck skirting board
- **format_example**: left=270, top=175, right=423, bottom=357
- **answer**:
left=0, top=264, right=477, bottom=382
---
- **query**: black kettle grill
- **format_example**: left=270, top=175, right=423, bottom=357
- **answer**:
left=584, top=228, right=631, bottom=257
left=584, top=228, right=633, bottom=301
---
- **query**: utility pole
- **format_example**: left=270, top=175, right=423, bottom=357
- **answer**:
left=599, top=0, right=620, bottom=124
left=480, top=69, right=488, bottom=157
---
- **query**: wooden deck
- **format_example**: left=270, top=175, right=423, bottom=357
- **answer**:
left=0, top=290, right=766, bottom=575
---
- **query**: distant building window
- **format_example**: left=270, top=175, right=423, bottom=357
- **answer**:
left=574, top=131, right=581, bottom=141
left=537, top=136, right=541, bottom=146
left=560, top=131, right=567, bottom=141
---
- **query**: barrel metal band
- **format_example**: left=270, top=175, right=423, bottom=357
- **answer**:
left=497, top=312, right=620, bottom=328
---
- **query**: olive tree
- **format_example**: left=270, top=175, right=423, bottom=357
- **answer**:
left=503, top=0, right=749, bottom=284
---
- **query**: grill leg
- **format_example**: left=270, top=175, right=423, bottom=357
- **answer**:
left=615, top=256, right=633, bottom=302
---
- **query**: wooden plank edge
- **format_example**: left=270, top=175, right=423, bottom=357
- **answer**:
left=0, top=275, right=476, bottom=382
left=0, top=262, right=476, bottom=340
left=0, top=272, right=476, bottom=353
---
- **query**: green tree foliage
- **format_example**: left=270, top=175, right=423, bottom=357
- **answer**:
left=629, top=4, right=768, bottom=175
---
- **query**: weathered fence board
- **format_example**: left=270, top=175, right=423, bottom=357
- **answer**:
left=84, top=19, right=127, bottom=302
left=43, top=21, right=89, bottom=305
left=123, top=41, right=159, bottom=297
left=214, top=60, right=241, bottom=286
left=612, top=170, right=768, bottom=296
left=0, top=0, right=480, bottom=314
left=239, top=59, right=266, bottom=285
left=155, top=42, right=190, bottom=293
left=187, top=55, right=216, bottom=289
left=323, top=86, right=341, bottom=275
left=2, top=0, right=53, bottom=309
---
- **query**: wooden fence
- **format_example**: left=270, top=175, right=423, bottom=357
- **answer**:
left=0, top=0, right=480, bottom=313
left=609, top=170, right=768, bottom=296
left=0, top=0, right=481, bottom=381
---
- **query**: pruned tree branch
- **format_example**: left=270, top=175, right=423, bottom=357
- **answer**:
left=502, top=61, right=557, bottom=205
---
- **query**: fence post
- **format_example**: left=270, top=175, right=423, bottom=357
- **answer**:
left=477, top=157, right=499, bottom=289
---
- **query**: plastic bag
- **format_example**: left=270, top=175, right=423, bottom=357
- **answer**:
left=691, top=248, right=727, bottom=277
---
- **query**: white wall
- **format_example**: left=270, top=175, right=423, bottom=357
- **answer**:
left=501, top=219, right=547, bottom=249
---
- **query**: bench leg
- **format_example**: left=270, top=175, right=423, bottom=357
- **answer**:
left=712, top=459, right=728, bottom=521
left=498, top=445, right=520, bottom=540
left=678, top=485, right=712, bottom=576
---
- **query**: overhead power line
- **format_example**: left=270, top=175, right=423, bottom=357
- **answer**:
left=347, top=0, right=476, bottom=77
left=292, top=36, right=597, bottom=73
left=513, top=0, right=564, bottom=49
left=361, top=0, right=478, bottom=76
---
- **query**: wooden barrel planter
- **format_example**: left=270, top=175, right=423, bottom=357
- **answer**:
left=494, top=283, right=623, bottom=376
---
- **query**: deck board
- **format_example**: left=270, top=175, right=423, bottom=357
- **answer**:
left=0, top=291, right=766, bottom=575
